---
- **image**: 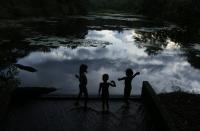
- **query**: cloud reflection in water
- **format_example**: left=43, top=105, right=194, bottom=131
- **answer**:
left=17, top=29, right=200, bottom=95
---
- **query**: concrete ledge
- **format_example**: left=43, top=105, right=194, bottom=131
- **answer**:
left=11, top=94, right=142, bottom=101
left=141, top=81, right=177, bottom=131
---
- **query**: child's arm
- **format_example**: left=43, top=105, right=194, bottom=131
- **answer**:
left=132, top=72, right=140, bottom=78
left=109, top=81, right=116, bottom=87
left=75, top=74, right=80, bottom=79
left=118, top=77, right=126, bottom=81
left=98, top=83, right=102, bottom=96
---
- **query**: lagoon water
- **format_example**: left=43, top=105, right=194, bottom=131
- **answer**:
left=4, top=13, right=199, bottom=95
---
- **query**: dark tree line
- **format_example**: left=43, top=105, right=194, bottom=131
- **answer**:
left=0, top=0, right=89, bottom=18
left=0, top=0, right=199, bottom=27
left=89, top=0, right=200, bottom=27
left=141, top=0, right=200, bottom=26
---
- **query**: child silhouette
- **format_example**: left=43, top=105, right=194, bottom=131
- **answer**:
left=99, top=74, right=116, bottom=112
left=75, top=64, right=88, bottom=108
left=118, top=68, right=140, bottom=106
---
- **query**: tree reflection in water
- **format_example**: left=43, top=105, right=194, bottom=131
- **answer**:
left=0, top=14, right=199, bottom=95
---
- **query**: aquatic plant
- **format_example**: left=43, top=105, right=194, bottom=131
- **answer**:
left=0, top=65, right=20, bottom=122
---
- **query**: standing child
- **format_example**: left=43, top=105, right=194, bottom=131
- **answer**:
left=75, top=64, right=88, bottom=108
left=118, top=68, right=140, bottom=106
left=99, top=74, right=116, bottom=112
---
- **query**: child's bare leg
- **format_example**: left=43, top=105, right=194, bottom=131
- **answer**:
left=124, top=88, right=131, bottom=106
left=124, top=96, right=128, bottom=105
left=126, top=94, right=131, bottom=106
left=84, top=90, right=88, bottom=108
left=106, top=99, right=109, bottom=111
left=124, top=89, right=128, bottom=105
left=126, top=98, right=129, bottom=106
left=76, top=91, right=82, bottom=105
left=102, top=99, right=105, bottom=111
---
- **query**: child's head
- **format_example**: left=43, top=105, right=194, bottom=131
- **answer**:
left=80, top=64, right=88, bottom=73
left=102, top=74, right=109, bottom=82
left=126, top=68, right=133, bottom=77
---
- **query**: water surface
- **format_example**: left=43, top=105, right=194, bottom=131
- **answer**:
left=1, top=13, right=200, bottom=95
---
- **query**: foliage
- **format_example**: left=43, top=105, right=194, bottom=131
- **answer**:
left=141, top=0, right=200, bottom=26
left=0, top=0, right=90, bottom=18
left=89, top=0, right=143, bottom=13
left=0, top=65, right=20, bottom=122
left=89, top=0, right=200, bottom=27
left=0, top=65, right=20, bottom=91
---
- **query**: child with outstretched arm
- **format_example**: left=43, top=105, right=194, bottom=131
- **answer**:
left=118, top=68, right=140, bottom=106
left=99, top=74, right=116, bottom=112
